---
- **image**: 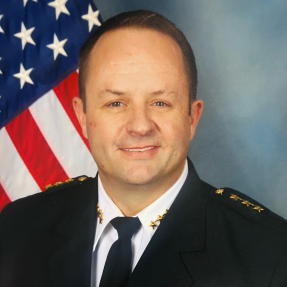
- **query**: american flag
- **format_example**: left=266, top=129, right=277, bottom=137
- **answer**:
left=0, top=0, right=101, bottom=211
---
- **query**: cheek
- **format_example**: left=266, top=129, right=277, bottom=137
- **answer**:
left=87, top=118, right=97, bottom=136
left=86, top=114, right=121, bottom=145
left=158, top=113, right=190, bottom=144
left=85, top=116, right=99, bottom=145
left=90, top=120, right=96, bottom=128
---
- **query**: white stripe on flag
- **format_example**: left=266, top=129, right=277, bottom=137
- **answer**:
left=0, top=127, right=41, bottom=200
left=30, top=90, right=98, bottom=178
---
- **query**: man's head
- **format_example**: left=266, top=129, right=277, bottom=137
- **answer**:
left=78, top=10, right=198, bottom=115
left=73, top=10, right=203, bottom=191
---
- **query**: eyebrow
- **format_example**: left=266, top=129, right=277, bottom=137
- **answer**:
left=101, top=89, right=174, bottom=97
left=150, top=90, right=166, bottom=96
left=105, top=89, right=125, bottom=96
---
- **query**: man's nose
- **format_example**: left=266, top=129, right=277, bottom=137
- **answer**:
left=125, top=105, right=155, bottom=136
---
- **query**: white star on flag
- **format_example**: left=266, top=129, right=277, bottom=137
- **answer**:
left=48, top=0, right=70, bottom=20
left=0, top=58, right=2, bottom=74
left=23, top=0, right=37, bottom=7
left=47, top=34, right=68, bottom=60
left=82, top=4, right=101, bottom=32
left=0, top=15, right=4, bottom=33
left=14, top=22, right=36, bottom=50
left=13, top=63, right=34, bottom=89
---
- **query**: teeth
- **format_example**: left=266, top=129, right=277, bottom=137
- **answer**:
left=123, top=147, right=155, bottom=152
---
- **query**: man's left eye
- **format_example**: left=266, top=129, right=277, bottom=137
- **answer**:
left=154, top=102, right=166, bottom=106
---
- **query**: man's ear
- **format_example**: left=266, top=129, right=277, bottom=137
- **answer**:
left=72, top=97, right=88, bottom=139
left=189, top=99, right=204, bottom=141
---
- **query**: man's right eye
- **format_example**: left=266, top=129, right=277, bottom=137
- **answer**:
left=109, top=102, right=123, bottom=107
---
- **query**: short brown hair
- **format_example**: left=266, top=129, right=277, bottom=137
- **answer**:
left=79, top=10, right=197, bottom=114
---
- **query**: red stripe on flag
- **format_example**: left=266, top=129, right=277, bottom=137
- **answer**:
left=53, top=72, right=91, bottom=151
left=0, top=184, right=11, bottom=212
left=6, top=109, right=68, bottom=190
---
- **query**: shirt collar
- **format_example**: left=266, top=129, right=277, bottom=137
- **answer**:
left=93, top=177, right=124, bottom=250
left=93, top=159, right=188, bottom=251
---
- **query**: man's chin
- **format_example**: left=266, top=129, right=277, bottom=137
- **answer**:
left=118, top=167, right=161, bottom=186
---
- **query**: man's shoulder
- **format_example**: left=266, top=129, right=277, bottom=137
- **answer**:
left=205, top=184, right=287, bottom=236
left=0, top=175, right=94, bottom=219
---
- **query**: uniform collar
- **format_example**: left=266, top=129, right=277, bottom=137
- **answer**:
left=93, top=159, right=188, bottom=251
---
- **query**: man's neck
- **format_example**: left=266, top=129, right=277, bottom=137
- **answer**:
left=98, top=162, right=186, bottom=216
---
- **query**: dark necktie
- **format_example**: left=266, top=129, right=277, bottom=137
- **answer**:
left=99, top=216, right=141, bottom=287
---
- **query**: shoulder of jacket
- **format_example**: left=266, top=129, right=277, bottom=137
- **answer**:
left=0, top=175, right=94, bottom=217
left=210, top=187, right=287, bottom=234
left=42, top=175, right=92, bottom=194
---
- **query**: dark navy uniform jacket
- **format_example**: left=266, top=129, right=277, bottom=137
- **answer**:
left=1, top=158, right=287, bottom=287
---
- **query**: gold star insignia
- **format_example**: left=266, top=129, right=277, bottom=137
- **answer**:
left=157, top=215, right=163, bottom=220
left=150, top=209, right=169, bottom=229
left=149, top=221, right=158, bottom=230
left=78, top=176, right=87, bottom=181
left=215, top=189, right=224, bottom=195
left=98, top=214, right=103, bottom=223
left=253, top=206, right=264, bottom=212
left=230, top=194, right=240, bottom=201
left=54, top=181, right=64, bottom=186
left=241, top=200, right=252, bottom=207
left=43, top=184, right=53, bottom=190
left=97, top=203, right=104, bottom=224
left=43, top=178, right=75, bottom=190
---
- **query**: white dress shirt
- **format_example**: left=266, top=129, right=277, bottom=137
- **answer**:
left=91, top=160, right=188, bottom=287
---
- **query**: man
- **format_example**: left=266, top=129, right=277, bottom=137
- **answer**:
left=0, top=10, right=287, bottom=287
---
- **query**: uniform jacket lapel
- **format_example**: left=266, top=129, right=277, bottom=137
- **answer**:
left=48, top=177, right=98, bottom=287
left=127, top=158, right=209, bottom=287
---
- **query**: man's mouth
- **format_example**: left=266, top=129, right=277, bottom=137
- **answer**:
left=122, top=146, right=156, bottom=152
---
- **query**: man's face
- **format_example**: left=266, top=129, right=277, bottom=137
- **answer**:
left=74, top=28, right=203, bottom=187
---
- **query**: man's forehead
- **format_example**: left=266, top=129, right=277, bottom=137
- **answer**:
left=86, top=28, right=185, bottom=80
left=99, top=61, right=179, bottom=75
left=89, top=28, right=183, bottom=65
left=86, top=59, right=184, bottom=96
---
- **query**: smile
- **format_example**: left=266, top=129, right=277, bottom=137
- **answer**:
left=122, top=147, right=156, bottom=152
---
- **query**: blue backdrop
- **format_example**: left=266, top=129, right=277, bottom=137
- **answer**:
left=94, top=0, right=287, bottom=219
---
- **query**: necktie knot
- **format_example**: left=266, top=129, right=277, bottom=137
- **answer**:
left=110, top=216, right=141, bottom=239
